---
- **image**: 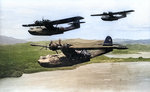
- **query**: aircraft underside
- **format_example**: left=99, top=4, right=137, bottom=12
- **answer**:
left=28, top=25, right=79, bottom=35
left=38, top=46, right=113, bottom=68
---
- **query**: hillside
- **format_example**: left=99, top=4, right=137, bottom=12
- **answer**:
left=26, top=37, right=57, bottom=42
left=1, top=35, right=149, bottom=45
left=114, top=38, right=150, bottom=44
left=61, top=38, right=103, bottom=46
left=1, top=40, right=150, bottom=78
left=32, top=38, right=104, bottom=48
left=27, top=37, right=150, bottom=44
left=123, top=39, right=150, bottom=44
left=0, top=35, right=27, bottom=45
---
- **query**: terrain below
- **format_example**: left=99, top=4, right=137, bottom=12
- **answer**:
left=0, top=62, right=150, bottom=92
left=105, top=52, right=150, bottom=58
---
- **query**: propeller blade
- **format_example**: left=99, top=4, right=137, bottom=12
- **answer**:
left=55, top=43, right=59, bottom=46
left=56, top=50, right=58, bottom=54
left=40, top=47, right=44, bottom=50
left=49, top=41, right=53, bottom=46
left=59, top=39, right=62, bottom=46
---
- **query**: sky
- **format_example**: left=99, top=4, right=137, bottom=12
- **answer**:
left=0, top=0, right=150, bottom=40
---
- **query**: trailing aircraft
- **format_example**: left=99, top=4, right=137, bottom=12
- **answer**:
left=91, top=10, right=134, bottom=21
left=22, top=16, right=85, bottom=36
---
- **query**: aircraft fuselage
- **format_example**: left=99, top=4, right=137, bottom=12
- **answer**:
left=28, top=22, right=80, bottom=35
left=23, top=16, right=84, bottom=36
left=101, top=14, right=126, bottom=21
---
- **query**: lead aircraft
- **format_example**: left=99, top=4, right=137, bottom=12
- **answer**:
left=30, top=36, right=128, bottom=68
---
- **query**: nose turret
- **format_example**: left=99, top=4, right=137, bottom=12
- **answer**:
left=28, top=30, right=38, bottom=35
left=38, top=54, right=62, bottom=67
left=28, top=27, right=44, bottom=35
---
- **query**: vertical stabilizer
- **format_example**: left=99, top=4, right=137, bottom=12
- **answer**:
left=103, top=36, right=113, bottom=46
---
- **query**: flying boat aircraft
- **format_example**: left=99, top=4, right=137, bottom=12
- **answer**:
left=30, top=36, right=128, bottom=68
left=22, top=16, right=85, bottom=36
left=91, top=10, right=134, bottom=21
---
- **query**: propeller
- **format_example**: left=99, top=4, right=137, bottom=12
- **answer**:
left=49, top=41, right=53, bottom=47
left=42, top=16, right=44, bottom=21
left=103, top=12, right=107, bottom=15
left=39, top=47, right=45, bottom=50
left=48, top=39, right=63, bottom=54
left=59, top=39, right=62, bottom=46
left=31, top=39, right=73, bottom=54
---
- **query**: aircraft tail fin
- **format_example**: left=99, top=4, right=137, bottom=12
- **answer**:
left=103, top=36, right=113, bottom=46
left=73, top=20, right=80, bottom=28
left=122, top=13, right=127, bottom=17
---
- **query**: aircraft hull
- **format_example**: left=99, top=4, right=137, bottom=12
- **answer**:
left=37, top=49, right=113, bottom=68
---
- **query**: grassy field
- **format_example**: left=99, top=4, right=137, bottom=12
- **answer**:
left=0, top=41, right=150, bottom=78
left=112, top=44, right=150, bottom=54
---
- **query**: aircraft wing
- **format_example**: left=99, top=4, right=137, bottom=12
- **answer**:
left=22, top=16, right=84, bottom=27
left=50, top=16, right=84, bottom=25
left=22, top=24, right=44, bottom=27
left=113, top=10, right=134, bottom=14
left=69, top=46, right=128, bottom=50
left=30, top=44, right=48, bottom=47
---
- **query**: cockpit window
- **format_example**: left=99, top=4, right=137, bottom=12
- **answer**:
left=30, top=28, right=34, bottom=30
left=102, top=15, right=109, bottom=18
left=36, top=27, right=41, bottom=29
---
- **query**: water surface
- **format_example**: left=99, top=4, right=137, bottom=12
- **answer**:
left=0, top=62, right=150, bottom=92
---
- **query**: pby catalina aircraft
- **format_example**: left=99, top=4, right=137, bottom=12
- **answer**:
left=91, top=10, right=134, bottom=21
left=30, top=36, right=128, bottom=68
left=22, top=16, right=85, bottom=36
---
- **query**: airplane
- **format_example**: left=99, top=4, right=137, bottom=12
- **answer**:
left=91, top=10, right=134, bottom=21
left=22, top=16, right=85, bottom=36
left=30, top=36, right=128, bottom=68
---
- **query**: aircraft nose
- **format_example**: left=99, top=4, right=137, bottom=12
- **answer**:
left=101, top=17, right=107, bottom=21
left=28, top=30, right=38, bottom=35
left=37, top=60, right=62, bottom=68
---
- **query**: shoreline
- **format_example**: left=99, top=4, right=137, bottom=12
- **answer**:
left=1, top=52, right=150, bottom=78
left=1, top=62, right=150, bottom=92
left=105, top=52, right=150, bottom=58
left=1, top=60, right=150, bottom=78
